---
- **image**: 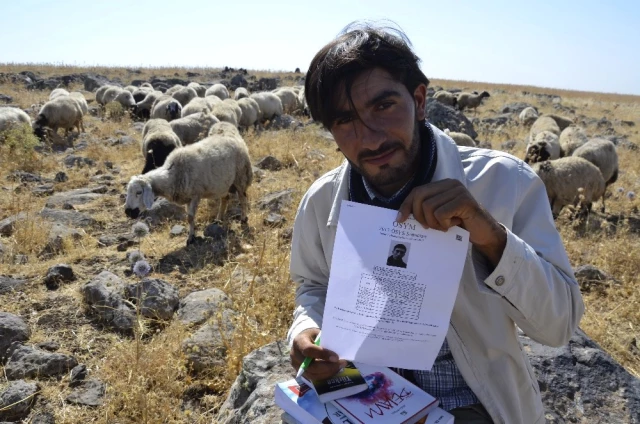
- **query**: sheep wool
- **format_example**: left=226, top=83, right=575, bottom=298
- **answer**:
left=211, top=102, right=239, bottom=127
left=151, top=95, right=183, bottom=122
left=234, top=87, right=250, bottom=100
left=171, top=86, right=198, bottom=107
left=250, top=92, right=283, bottom=121
left=559, top=126, right=588, bottom=156
left=519, top=107, right=538, bottom=126
left=273, top=87, right=301, bottom=114
left=444, top=128, right=476, bottom=147
left=572, top=138, right=619, bottom=186
left=141, top=119, right=183, bottom=173
left=525, top=131, right=561, bottom=164
left=205, top=84, right=230, bottom=100
left=0, top=107, right=31, bottom=133
left=456, top=91, right=490, bottom=112
left=181, top=97, right=215, bottom=118
left=50, top=88, right=70, bottom=100
left=434, top=91, right=458, bottom=107
left=69, top=92, right=89, bottom=115
left=33, top=96, right=84, bottom=141
left=187, top=82, right=206, bottom=98
left=530, top=116, right=560, bottom=139
left=237, top=97, right=261, bottom=129
left=170, top=112, right=220, bottom=145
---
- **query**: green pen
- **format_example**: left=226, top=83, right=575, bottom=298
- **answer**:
left=296, top=331, right=322, bottom=378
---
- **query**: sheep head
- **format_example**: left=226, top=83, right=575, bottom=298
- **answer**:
left=125, top=176, right=155, bottom=219
left=166, top=101, right=181, bottom=120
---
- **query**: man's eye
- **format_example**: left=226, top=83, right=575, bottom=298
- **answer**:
left=377, top=102, right=394, bottom=110
left=335, top=116, right=353, bottom=126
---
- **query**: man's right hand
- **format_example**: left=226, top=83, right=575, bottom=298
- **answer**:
left=290, top=328, right=347, bottom=380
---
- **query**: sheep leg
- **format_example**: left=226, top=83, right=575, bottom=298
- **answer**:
left=186, top=197, right=201, bottom=246
left=217, top=195, right=229, bottom=221
left=238, top=190, right=249, bottom=224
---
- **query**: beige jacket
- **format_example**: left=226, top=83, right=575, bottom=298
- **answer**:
left=287, top=124, right=584, bottom=424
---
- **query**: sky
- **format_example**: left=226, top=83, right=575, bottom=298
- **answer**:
left=1, top=0, right=639, bottom=95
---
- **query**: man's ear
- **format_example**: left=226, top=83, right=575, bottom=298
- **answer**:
left=414, top=84, right=428, bottom=121
left=142, top=183, right=155, bottom=209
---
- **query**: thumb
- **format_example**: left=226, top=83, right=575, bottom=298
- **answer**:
left=396, top=190, right=415, bottom=223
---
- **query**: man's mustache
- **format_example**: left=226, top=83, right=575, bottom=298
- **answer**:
left=358, top=141, right=404, bottom=161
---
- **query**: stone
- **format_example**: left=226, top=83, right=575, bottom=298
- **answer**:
left=545, top=114, right=574, bottom=132
left=203, top=223, right=227, bottom=240
left=170, top=224, right=186, bottom=237
left=65, top=379, right=105, bottom=407
left=4, top=344, right=78, bottom=379
left=255, top=156, right=282, bottom=171
left=0, top=212, right=27, bottom=236
left=425, top=98, right=477, bottom=139
left=502, top=102, right=536, bottom=114
left=131, top=122, right=145, bottom=133
left=69, top=364, right=87, bottom=387
left=31, top=411, right=55, bottom=424
left=54, top=171, right=68, bottom=182
left=81, top=271, right=135, bottom=333
left=40, top=223, right=82, bottom=257
left=500, top=140, right=521, bottom=151
left=574, top=264, right=618, bottom=291
left=32, top=184, right=54, bottom=196
left=0, top=380, right=39, bottom=421
left=83, top=74, right=112, bottom=92
left=183, top=309, right=237, bottom=373
left=45, top=186, right=106, bottom=207
left=8, top=171, right=42, bottom=183
left=280, top=227, right=293, bottom=241
left=257, top=189, right=294, bottom=212
left=36, top=341, right=60, bottom=352
left=142, top=198, right=186, bottom=226
left=43, top=263, right=76, bottom=290
left=0, top=276, right=27, bottom=295
left=40, top=208, right=96, bottom=227
left=97, top=234, right=133, bottom=248
left=0, top=312, right=30, bottom=361
left=251, top=166, right=266, bottom=182
left=176, top=288, right=232, bottom=326
left=0, top=94, right=13, bottom=103
left=124, top=278, right=179, bottom=321
left=604, top=135, right=638, bottom=151
left=217, top=340, right=292, bottom=423
left=474, top=114, right=512, bottom=127
left=64, top=155, right=95, bottom=168
left=268, top=114, right=301, bottom=131
left=264, top=213, right=285, bottom=227
left=230, top=74, right=248, bottom=89
left=519, top=107, right=539, bottom=126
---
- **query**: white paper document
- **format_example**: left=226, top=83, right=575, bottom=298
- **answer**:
left=321, top=200, right=470, bottom=370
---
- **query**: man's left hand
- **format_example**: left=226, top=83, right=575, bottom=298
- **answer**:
left=396, top=179, right=507, bottom=267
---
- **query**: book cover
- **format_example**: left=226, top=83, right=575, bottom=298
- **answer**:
left=275, top=379, right=358, bottom=424
left=331, top=363, right=439, bottom=424
left=300, top=361, right=369, bottom=403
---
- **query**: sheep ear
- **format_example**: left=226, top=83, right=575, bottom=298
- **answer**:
left=142, top=184, right=155, bottom=209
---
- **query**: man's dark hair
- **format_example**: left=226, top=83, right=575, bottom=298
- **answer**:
left=305, top=22, right=430, bottom=129
left=393, top=244, right=407, bottom=252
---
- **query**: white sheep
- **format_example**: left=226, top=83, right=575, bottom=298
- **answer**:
left=234, top=87, right=250, bottom=100
left=530, top=116, right=560, bottom=140
left=222, top=99, right=242, bottom=123
left=237, top=97, right=261, bottom=130
left=250, top=92, right=283, bottom=121
left=32, top=96, right=84, bottom=141
left=125, top=121, right=253, bottom=245
left=140, top=82, right=154, bottom=89
left=151, top=95, right=183, bottom=121
left=171, top=86, right=198, bottom=107
left=102, top=86, right=124, bottom=104
left=273, top=87, right=301, bottom=114
left=170, top=112, right=220, bottom=145
left=559, top=126, right=588, bottom=156
left=524, top=131, right=561, bottom=164
left=205, top=83, right=230, bottom=100
left=96, top=85, right=116, bottom=105
left=187, top=82, right=206, bottom=98
left=433, top=91, right=458, bottom=108
left=298, top=87, right=308, bottom=116
left=141, top=119, right=183, bottom=173
left=519, top=107, right=538, bottom=126
left=531, top=157, right=606, bottom=218
left=124, top=85, right=138, bottom=93
left=181, top=97, right=215, bottom=118
left=0, top=107, right=31, bottom=134
left=49, top=88, right=70, bottom=100
left=114, top=90, right=136, bottom=108
left=69, top=92, right=89, bottom=115
left=444, top=129, right=476, bottom=147
left=456, top=91, right=490, bottom=113
left=572, top=138, right=619, bottom=186
left=211, top=102, right=239, bottom=127
left=165, top=84, right=185, bottom=95
left=132, top=86, right=154, bottom=103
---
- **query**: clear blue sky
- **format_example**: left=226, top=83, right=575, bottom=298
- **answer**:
left=2, top=0, right=639, bottom=95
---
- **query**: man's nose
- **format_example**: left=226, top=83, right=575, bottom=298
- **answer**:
left=356, top=119, right=385, bottom=148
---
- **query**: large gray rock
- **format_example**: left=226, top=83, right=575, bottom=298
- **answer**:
left=40, top=223, right=83, bottom=257
left=176, top=288, right=231, bottom=326
left=65, top=379, right=105, bottom=407
left=124, top=278, right=179, bottom=321
left=0, top=380, right=39, bottom=421
left=425, top=98, right=477, bottom=139
left=43, top=263, right=76, bottom=290
left=502, top=102, right=536, bottom=114
left=81, top=271, right=135, bottom=333
left=183, top=309, right=236, bottom=373
left=83, top=74, right=112, bottom=92
left=40, top=208, right=96, bottom=227
left=0, top=276, right=27, bottom=295
left=217, top=340, right=292, bottom=424
left=257, top=189, right=294, bottom=213
left=45, top=186, right=106, bottom=207
left=4, top=344, right=78, bottom=379
left=0, top=212, right=27, bottom=237
left=0, top=312, right=30, bottom=361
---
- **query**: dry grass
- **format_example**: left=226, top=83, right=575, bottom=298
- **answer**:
left=1, top=64, right=639, bottom=422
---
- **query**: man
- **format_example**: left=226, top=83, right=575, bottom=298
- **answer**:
left=287, top=24, right=584, bottom=424
left=387, top=243, right=408, bottom=268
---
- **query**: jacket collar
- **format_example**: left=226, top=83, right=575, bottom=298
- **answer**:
left=327, top=123, right=467, bottom=227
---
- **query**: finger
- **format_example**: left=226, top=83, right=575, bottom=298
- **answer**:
left=304, top=359, right=349, bottom=381
left=290, top=328, right=321, bottom=367
left=300, top=343, right=339, bottom=363
left=422, top=188, right=466, bottom=231
left=396, top=189, right=415, bottom=223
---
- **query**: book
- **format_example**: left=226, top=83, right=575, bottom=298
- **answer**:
left=331, top=363, right=439, bottom=424
left=299, top=361, right=369, bottom=403
left=275, top=378, right=352, bottom=424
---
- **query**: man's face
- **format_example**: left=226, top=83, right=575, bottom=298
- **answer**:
left=392, top=247, right=406, bottom=260
left=329, top=68, right=427, bottom=195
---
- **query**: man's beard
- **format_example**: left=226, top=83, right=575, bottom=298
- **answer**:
left=349, top=121, right=422, bottom=190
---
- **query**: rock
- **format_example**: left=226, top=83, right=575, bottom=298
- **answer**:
left=0, top=380, right=39, bottom=421
left=0, top=276, right=27, bottom=295
left=0, top=94, right=13, bottom=103
left=111, top=135, right=136, bottom=146
left=250, top=77, right=279, bottom=92
left=0, top=212, right=27, bottom=237
left=604, top=135, right=638, bottom=151
left=8, top=171, right=42, bottom=183
left=142, top=198, right=186, bottom=226
left=0, top=312, right=30, bottom=361
left=183, top=309, right=237, bottom=372
left=217, top=340, right=292, bottom=424
left=545, top=114, right=574, bottom=132
left=69, top=364, right=87, bottom=387
left=500, top=140, right=521, bottom=151
left=0, top=240, right=5, bottom=256
left=43, top=263, right=76, bottom=290
left=255, top=156, right=282, bottom=171
left=81, top=271, right=135, bottom=333
left=574, top=264, right=618, bottom=291
left=124, top=278, right=179, bottom=321
left=4, top=344, right=78, bottom=379
left=64, top=155, right=95, bottom=168
left=280, top=227, right=293, bottom=241
left=131, top=122, right=145, bottom=133
left=40, top=223, right=82, bottom=257
left=40, top=208, right=96, bottom=227
left=54, top=171, right=68, bottom=182
left=268, top=114, right=301, bottom=131
left=474, top=114, right=512, bottom=127
left=425, top=98, right=477, bottom=139
left=170, top=224, right=186, bottom=237
left=45, top=186, right=106, bottom=207
left=36, top=341, right=60, bottom=352
left=251, top=166, right=266, bottom=182
left=502, top=102, right=535, bottom=114
left=97, top=234, right=133, bottom=248
left=519, top=107, right=539, bottom=126
left=264, top=213, right=285, bottom=227
left=257, top=189, right=294, bottom=212
left=230, top=74, right=248, bottom=89
left=65, top=379, right=105, bottom=407
left=31, top=411, right=55, bottom=424
left=83, top=74, right=112, bottom=92
left=176, top=288, right=232, bottom=326
left=32, top=184, right=54, bottom=196
left=203, top=222, right=227, bottom=240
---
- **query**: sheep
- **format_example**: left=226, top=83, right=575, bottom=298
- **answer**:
left=559, top=126, right=588, bottom=156
left=124, top=121, right=253, bottom=245
left=250, top=92, right=283, bottom=121
left=134, top=90, right=163, bottom=120
left=171, top=86, right=198, bottom=107
left=531, top=157, right=606, bottom=218
left=205, top=83, right=230, bottom=100
left=140, top=82, right=154, bottom=89
left=519, top=107, right=538, bottom=126
left=529, top=116, right=560, bottom=142
left=211, top=102, right=239, bottom=127
left=170, top=112, right=220, bottom=145
left=132, top=87, right=154, bottom=103
left=444, top=129, right=476, bottom=147
left=0, top=107, right=31, bottom=134
left=546, top=114, right=573, bottom=132
left=273, top=87, right=301, bottom=114
left=222, top=99, right=242, bottom=123
left=102, top=86, right=124, bottom=104
left=141, top=119, right=182, bottom=173
left=572, top=138, right=619, bottom=186
left=96, top=85, right=116, bottom=105
left=69, top=92, right=89, bottom=115
left=165, top=84, right=185, bottom=95
left=434, top=91, right=458, bottom=108
left=32, top=96, right=84, bottom=141
left=114, top=90, right=136, bottom=109
left=181, top=97, right=214, bottom=118
left=298, top=87, right=309, bottom=116
left=524, top=131, right=561, bottom=164
left=187, top=82, right=206, bottom=98
left=150, top=95, right=182, bottom=121
left=456, top=91, right=490, bottom=113
left=237, top=97, right=261, bottom=130
left=234, top=87, right=250, bottom=100
left=124, top=85, right=137, bottom=93
left=50, top=88, right=70, bottom=100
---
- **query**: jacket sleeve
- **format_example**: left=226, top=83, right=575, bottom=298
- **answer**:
left=286, top=190, right=331, bottom=347
left=477, top=161, right=585, bottom=347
